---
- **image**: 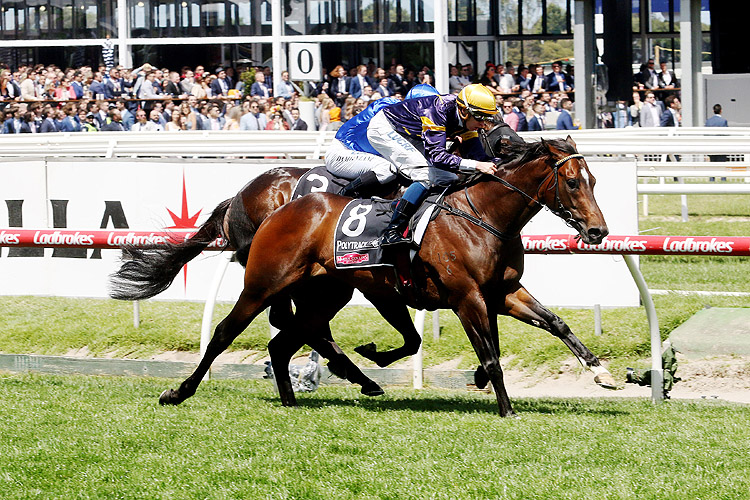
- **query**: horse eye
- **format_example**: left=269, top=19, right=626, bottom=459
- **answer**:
left=566, top=178, right=579, bottom=189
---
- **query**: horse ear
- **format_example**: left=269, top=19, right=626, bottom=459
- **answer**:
left=566, top=135, right=577, bottom=149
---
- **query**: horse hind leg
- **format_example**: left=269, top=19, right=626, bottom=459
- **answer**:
left=307, top=326, right=384, bottom=397
left=353, top=294, right=422, bottom=368
left=502, top=284, right=617, bottom=389
left=159, top=288, right=271, bottom=406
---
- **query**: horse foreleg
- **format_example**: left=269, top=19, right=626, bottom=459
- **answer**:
left=457, top=292, right=515, bottom=417
left=501, top=284, right=617, bottom=389
left=353, top=294, right=422, bottom=368
left=159, top=289, right=267, bottom=406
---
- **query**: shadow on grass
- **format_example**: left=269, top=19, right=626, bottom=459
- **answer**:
left=257, top=394, right=633, bottom=416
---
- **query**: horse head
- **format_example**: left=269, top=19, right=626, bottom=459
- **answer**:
left=537, top=136, right=609, bottom=245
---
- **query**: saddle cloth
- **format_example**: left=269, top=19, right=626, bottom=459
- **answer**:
left=333, top=196, right=439, bottom=269
left=290, top=166, right=442, bottom=269
left=291, top=166, right=347, bottom=199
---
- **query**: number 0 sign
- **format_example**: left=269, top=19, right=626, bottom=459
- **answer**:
left=289, top=43, right=321, bottom=81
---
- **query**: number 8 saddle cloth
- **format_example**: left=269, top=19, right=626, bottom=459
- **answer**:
left=291, top=166, right=440, bottom=269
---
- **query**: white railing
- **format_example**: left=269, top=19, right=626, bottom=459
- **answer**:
left=1, top=127, right=750, bottom=159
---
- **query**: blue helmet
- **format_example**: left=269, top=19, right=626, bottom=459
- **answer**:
left=405, top=83, right=439, bottom=100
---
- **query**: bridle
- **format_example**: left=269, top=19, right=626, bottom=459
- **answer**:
left=430, top=152, right=587, bottom=241
left=490, top=152, right=586, bottom=231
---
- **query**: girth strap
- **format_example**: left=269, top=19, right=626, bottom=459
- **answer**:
left=426, top=199, right=518, bottom=242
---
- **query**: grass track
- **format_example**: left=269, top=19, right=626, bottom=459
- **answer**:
left=1, top=373, right=749, bottom=500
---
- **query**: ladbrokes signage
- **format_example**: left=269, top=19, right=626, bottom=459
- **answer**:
left=0, top=159, right=642, bottom=306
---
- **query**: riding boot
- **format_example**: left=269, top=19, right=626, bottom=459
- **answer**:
left=380, top=198, right=419, bottom=247
left=338, top=171, right=380, bottom=198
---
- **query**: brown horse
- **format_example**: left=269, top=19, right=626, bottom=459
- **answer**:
left=118, top=137, right=615, bottom=417
left=110, top=166, right=417, bottom=396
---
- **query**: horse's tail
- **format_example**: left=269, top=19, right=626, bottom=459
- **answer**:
left=109, top=198, right=231, bottom=301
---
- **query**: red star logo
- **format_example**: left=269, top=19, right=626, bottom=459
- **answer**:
left=165, top=170, right=203, bottom=292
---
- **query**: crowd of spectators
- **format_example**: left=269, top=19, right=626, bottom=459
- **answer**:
left=0, top=57, right=602, bottom=134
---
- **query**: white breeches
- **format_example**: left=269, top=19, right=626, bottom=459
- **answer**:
left=366, top=111, right=430, bottom=186
left=324, top=139, right=397, bottom=183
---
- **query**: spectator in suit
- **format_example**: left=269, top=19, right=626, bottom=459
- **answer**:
left=275, top=70, right=302, bottom=99
left=115, top=99, right=134, bottom=130
left=289, top=108, right=308, bottom=130
left=105, top=68, right=126, bottom=97
left=240, top=101, right=268, bottom=130
left=163, top=71, right=183, bottom=97
left=206, top=104, right=225, bottom=130
left=148, top=109, right=165, bottom=131
left=180, top=70, right=195, bottom=95
left=88, top=72, right=111, bottom=99
left=705, top=104, right=729, bottom=169
left=635, top=59, right=659, bottom=89
left=529, top=65, right=547, bottom=94
left=70, top=72, right=85, bottom=99
left=705, top=104, right=728, bottom=127
left=545, top=61, right=573, bottom=92
left=210, top=68, right=232, bottom=96
left=659, top=94, right=681, bottom=127
left=250, top=72, right=272, bottom=99
left=19, top=112, right=36, bottom=133
left=639, top=92, right=662, bottom=127
left=131, top=109, right=158, bottom=132
left=527, top=102, right=547, bottom=131
left=328, top=65, right=350, bottom=106
left=20, top=71, right=42, bottom=100
left=59, top=103, right=81, bottom=132
left=388, top=64, right=408, bottom=97
left=556, top=98, right=576, bottom=130
left=40, top=109, right=59, bottom=133
left=374, top=77, right=392, bottom=97
left=657, top=62, right=678, bottom=89
left=515, top=65, right=531, bottom=91
left=348, top=65, right=372, bottom=99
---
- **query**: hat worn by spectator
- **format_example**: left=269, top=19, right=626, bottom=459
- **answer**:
left=86, top=113, right=95, bottom=118
left=215, top=67, right=224, bottom=73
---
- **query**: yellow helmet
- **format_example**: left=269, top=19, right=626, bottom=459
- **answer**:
left=456, top=84, right=498, bottom=120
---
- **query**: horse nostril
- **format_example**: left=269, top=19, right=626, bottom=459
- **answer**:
left=587, top=228, right=603, bottom=243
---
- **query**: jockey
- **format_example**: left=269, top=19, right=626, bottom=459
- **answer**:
left=371, top=83, right=503, bottom=246
left=326, top=84, right=440, bottom=197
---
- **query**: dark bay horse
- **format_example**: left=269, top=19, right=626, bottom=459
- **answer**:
left=114, top=137, right=615, bottom=417
left=110, top=166, right=417, bottom=396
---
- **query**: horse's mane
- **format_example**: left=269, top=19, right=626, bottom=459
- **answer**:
left=499, top=138, right=577, bottom=170
left=454, top=137, right=577, bottom=190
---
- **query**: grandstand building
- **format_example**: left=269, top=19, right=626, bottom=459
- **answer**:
left=0, top=0, right=747, bottom=126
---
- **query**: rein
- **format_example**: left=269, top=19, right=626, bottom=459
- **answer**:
left=430, top=153, right=586, bottom=242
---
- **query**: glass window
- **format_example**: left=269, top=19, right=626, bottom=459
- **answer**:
left=523, top=37, right=573, bottom=64
left=475, top=0, right=490, bottom=35
left=631, top=0, right=639, bottom=33
left=202, top=0, right=226, bottom=27
left=546, top=0, right=568, bottom=35
left=521, top=0, right=542, bottom=34
left=498, top=0, right=518, bottom=34
left=648, top=0, right=670, bottom=33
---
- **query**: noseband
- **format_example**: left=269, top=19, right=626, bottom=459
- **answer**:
left=490, top=153, right=585, bottom=230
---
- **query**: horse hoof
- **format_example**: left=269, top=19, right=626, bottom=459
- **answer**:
left=159, top=389, right=180, bottom=405
left=354, top=342, right=378, bottom=360
left=594, top=373, right=618, bottom=390
left=474, top=366, right=489, bottom=390
left=361, top=382, right=385, bottom=397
